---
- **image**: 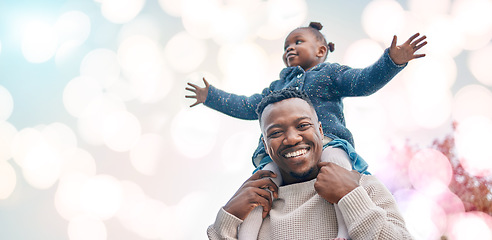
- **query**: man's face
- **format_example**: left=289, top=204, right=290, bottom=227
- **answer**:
left=282, top=28, right=325, bottom=71
left=261, top=98, right=324, bottom=185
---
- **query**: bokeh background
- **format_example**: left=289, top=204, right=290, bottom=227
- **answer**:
left=1, top=0, right=492, bottom=239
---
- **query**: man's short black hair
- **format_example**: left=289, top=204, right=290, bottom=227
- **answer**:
left=256, top=88, right=314, bottom=122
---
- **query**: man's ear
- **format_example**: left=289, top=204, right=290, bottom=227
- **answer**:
left=317, top=45, right=327, bottom=58
left=318, top=122, right=323, bottom=135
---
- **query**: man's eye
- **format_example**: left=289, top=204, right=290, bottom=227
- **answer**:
left=268, top=131, right=282, bottom=138
left=298, top=123, right=311, bottom=129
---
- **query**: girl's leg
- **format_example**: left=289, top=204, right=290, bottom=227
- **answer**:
left=321, top=146, right=351, bottom=239
left=239, top=161, right=281, bottom=240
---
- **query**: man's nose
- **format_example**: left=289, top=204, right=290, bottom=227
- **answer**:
left=283, top=129, right=302, bottom=145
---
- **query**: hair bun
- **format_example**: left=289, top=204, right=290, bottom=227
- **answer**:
left=328, top=42, right=335, bottom=52
left=308, top=22, right=323, bottom=31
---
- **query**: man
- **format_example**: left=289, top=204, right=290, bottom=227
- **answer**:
left=207, top=88, right=413, bottom=239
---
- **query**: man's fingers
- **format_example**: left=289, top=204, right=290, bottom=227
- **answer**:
left=250, top=170, right=277, bottom=180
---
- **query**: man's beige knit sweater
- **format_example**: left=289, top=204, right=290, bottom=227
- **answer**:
left=207, top=175, right=414, bottom=240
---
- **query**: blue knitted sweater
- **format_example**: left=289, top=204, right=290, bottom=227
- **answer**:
left=204, top=48, right=406, bottom=166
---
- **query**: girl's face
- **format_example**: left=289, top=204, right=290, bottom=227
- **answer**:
left=283, top=28, right=326, bottom=71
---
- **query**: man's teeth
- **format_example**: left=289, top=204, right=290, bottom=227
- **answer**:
left=284, top=149, right=307, bottom=158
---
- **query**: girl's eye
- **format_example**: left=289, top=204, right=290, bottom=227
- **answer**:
left=296, top=40, right=302, bottom=44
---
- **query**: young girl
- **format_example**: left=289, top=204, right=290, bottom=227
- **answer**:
left=187, top=22, right=426, bottom=239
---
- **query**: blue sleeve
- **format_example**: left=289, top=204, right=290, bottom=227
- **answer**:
left=203, top=85, right=272, bottom=120
left=331, top=48, right=406, bottom=97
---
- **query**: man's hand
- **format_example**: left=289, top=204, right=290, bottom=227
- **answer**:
left=314, top=162, right=361, bottom=204
left=223, top=170, right=279, bottom=220
left=185, top=77, right=210, bottom=107
left=389, top=33, right=427, bottom=65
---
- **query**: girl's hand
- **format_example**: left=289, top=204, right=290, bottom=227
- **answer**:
left=185, top=77, right=210, bottom=107
left=389, top=33, right=427, bottom=65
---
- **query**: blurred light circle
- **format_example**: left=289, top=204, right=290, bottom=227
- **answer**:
left=217, top=43, right=269, bottom=94
left=211, top=7, right=250, bottom=45
left=68, top=215, right=107, bottom=240
left=446, top=211, right=492, bottom=239
left=102, top=111, right=141, bottom=152
left=21, top=21, right=58, bottom=63
left=158, top=0, right=183, bottom=17
left=181, top=0, right=222, bottom=39
left=343, top=39, right=384, bottom=68
left=55, top=174, right=91, bottom=220
left=164, top=31, right=207, bottom=73
left=118, top=35, right=173, bottom=103
left=77, top=94, right=126, bottom=146
left=468, top=43, right=492, bottom=86
left=100, top=0, right=145, bottom=24
left=42, top=122, right=77, bottom=150
left=120, top=197, right=168, bottom=239
left=80, top=49, right=120, bottom=88
left=118, top=15, right=162, bottom=44
left=455, top=115, right=492, bottom=177
left=11, top=128, right=42, bottom=168
left=116, top=181, right=147, bottom=233
left=0, top=121, right=17, bottom=162
left=104, top=78, right=139, bottom=102
left=55, top=11, right=91, bottom=46
left=408, top=148, right=452, bottom=190
left=408, top=0, right=451, bottom=20
left=0, top=161, right=16, bottom=199
left=0, top=85, right=14, bottom=121
left=63, top=76, right=104, bottom=118
left=256, top=0, right=307, bottom=40
left=136, top=67, right=175, bottom=104
left=410, top=90, right=452, bottom=129
left=361, top=0, right=405, bottom=42
left=405, top=57, right=454, bottom=129
left=80, top=175, right=123, bottom=220
left=118, top=35, right=163, bottom=76
left=394, top=189, right=446, bottom=239
left=433, top=189, right=465, bottom=216
left=452, top=84, right=492, bottom=123
left=221, top=131, right=258, bottom=173
left=452, top=0, right=492, bottom=50
left=171, top=108, right=220, bottom=159
left=405, top=56, right=457, bottom=90
left=60, top=147, right=97, bottom=179
left=425, top=15, right=465, bottom=57
left=173, top=191, right=219, bottom=239
left=22, top=140, right=62, bottom=189
left=129, top=133, right=165, bottom=176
